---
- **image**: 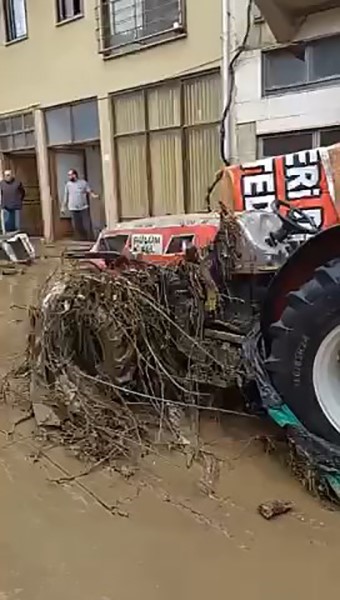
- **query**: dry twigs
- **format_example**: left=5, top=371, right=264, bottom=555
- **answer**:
left=24, top=262, right=241, bottom=467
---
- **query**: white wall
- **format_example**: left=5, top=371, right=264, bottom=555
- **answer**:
left=235, top=51, right=340, bottom=134
left=232, top=4, right=340, bottom=160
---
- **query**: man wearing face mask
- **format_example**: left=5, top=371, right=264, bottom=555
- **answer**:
left=0, top=169, right=25, bottom=233
left=62, top=169, right=98, bottom=240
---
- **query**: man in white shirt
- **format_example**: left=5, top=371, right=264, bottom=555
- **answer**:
left=62, top=169, right=98, bottom=240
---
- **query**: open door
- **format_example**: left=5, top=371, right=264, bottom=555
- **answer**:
left=50, top=149, right=86, bottom=239
left=9, top=154, right=43, bottom=236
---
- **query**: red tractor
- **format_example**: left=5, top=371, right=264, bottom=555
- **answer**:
left=67, top=144, right=340, bottom=454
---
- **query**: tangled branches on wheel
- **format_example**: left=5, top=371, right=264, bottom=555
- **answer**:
left=27, top=264, right=240, bottom=465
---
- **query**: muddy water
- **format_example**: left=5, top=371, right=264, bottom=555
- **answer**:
left=0, top=261, right=340, bottom=600
left=0, top=260, right=56, bottom=375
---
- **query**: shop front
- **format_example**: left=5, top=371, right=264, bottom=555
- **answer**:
left=0, top=110, right=43, bottom=237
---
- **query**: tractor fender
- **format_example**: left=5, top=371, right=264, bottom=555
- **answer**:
left=260, top=225, right=340, bottom=338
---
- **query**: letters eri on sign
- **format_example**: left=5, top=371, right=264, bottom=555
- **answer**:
left=284, top=149, right=321, bottom=200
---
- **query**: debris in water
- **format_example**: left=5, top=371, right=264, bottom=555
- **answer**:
left=258, top=500, right=294, bottom=520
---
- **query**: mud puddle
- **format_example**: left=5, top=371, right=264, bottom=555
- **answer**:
left=0, top=260, right=340, bottom=600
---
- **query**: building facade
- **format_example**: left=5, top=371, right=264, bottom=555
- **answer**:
left=232, top=0, right=340, bottom=164
left=0, top=0, right=222, bottom=239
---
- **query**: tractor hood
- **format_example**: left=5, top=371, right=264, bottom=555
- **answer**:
left=255, top=0, right=340, bottom=42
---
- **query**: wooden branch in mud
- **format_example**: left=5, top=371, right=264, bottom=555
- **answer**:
left=205, top=329, right=244, bottom=345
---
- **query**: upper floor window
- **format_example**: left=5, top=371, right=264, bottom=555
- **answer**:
left=260, top=131, right=314, bottom=157
left=259, top=126, right=340, bottom=158
left=97, top=0, right=186, bottom=56
left=0, top=111, right=34, bottom=151
left=263, top=34, right=340, bottom=96
left=56, top=0, right=83, bottom=22
left=45, top=100, right=100, bottom=146
left=3, top=0, right=27, bottom=43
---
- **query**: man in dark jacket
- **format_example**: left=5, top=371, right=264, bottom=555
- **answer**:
left=0, top=169, right=25, bottom=232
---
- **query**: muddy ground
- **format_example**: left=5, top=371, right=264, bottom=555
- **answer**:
left=0, top=258, right=340, bottom=600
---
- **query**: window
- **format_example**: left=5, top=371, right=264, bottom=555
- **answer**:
left=97, top=0, right=185, bottom=55
left=264, top=46, right=307, bottom=93
left=99, top=234, right=129, bottom=252
left=166, top=234, right=194, bottom=254
left=45, top=106, right=72, bottom=145
left=311, top=35, right=340, bottom=81
left=72, top=101, right=99, bottom=142
left=56, top=0, right=83, bottom=22
left=3, top=0, right=27, bottom=42
left=45, top=100, right=99, bottom=146
left=261, top=132, right=314, bottom=157
left=112, top=71, right=221, bottom=219
left=263, top=34, right=340, bottom=95
left=0, top=111, right=34, bottom=151
left=259, top=126, right=340, bottom=158
left=320, top=127, right=340, bottom=147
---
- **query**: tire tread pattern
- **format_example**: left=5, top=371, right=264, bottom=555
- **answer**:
left=267, top=259, right=340, bottom=445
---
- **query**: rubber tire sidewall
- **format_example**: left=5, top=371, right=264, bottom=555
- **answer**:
left=270, top=279, right=340, bottom=446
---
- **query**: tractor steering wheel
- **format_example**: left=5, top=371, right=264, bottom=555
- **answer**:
left=272, top=199, right=320, bottom=235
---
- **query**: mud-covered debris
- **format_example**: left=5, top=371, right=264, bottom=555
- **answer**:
left=258, top=500, right=294, bottom=520
left=23, top=264, right=241, bottom=467
left=119, top=465, right=137, bottom=479
left=32, top=402, right=61, bottom=427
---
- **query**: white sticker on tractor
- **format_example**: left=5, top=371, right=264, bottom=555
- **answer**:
left=131, top=233, right=163, bottom=255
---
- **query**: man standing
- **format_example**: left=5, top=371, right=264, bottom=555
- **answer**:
left=0, top=169, right=25, bottom=233
left=62, top=169, right=97, bottom=241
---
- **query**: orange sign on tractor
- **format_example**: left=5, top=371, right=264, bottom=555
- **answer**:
left=222, top=147, right=340, bottom=229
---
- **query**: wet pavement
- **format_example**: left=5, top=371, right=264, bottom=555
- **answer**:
left=1, top=259, right=340, bottom=600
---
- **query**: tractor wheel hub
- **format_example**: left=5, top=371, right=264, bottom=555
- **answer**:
left=313, top=324, right=340, bottom=434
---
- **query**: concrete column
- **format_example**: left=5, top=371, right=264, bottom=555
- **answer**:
left=0, top=153, right=5, bottom=179
left=225, top=0, right=238, bottom=164
left=98, top=95, right=118, bottom=228
left=34, top=109, right=54, bottom=241
left=236, top=122, right=257, bottom=163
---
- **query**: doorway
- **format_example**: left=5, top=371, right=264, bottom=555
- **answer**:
left=50, top=145, right=105, bottom=239
left=6, top=153, right=43, bottom=237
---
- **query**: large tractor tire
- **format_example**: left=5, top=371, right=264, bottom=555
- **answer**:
left=267, top=259, right=340, bottom=446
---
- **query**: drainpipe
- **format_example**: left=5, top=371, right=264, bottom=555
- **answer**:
left=222, top=0, right=232, bottom=163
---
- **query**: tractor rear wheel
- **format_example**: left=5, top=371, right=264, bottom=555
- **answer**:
left=267, top=259, right=340, bottom=446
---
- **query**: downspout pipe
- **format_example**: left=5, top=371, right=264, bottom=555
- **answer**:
left=221, top=0, right=232, bottom=163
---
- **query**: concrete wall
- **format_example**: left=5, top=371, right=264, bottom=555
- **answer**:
left=85, top=145, right=106, bottom=235
left=0, top=0, right=222, bottom=113
left=232, top=1, right=340, bottom=162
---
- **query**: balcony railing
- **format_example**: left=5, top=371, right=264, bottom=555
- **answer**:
left=95, top=0, right=186, bottom=56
